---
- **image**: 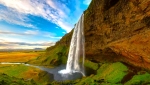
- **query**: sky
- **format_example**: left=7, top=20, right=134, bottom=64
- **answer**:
left=0, top=0, right=91, bottom=50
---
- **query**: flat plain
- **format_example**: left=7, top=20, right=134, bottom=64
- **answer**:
left=0, top=51, right=44, bottom=62
left=0, top=51, right=52, bottom=84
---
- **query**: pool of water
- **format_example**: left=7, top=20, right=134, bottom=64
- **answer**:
left=32, top=64, right=83, bottom=81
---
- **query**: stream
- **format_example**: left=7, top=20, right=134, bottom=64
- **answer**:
left=0, top=62, right=83, bottom=81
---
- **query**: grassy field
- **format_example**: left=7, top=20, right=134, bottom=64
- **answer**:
left=0, top=51, right=44, bottom=62
left=0, top=51, right=52, bottom=84
left=0, top=64, right=52, bottom=84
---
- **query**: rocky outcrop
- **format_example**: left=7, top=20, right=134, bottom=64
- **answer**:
left=84, top=0, right=150, bottom=70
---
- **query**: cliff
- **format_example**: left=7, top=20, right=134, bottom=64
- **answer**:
left=84, top=0, right=150, bottom=70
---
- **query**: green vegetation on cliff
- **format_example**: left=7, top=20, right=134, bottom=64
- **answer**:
left=125, top=73, right=150, bottom=85
left=0, top=73, right=37, bottom=85
left=28, top=30, right=73, bottom=66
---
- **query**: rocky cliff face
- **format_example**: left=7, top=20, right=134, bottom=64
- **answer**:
left=84, top=0, right=150, bottom=70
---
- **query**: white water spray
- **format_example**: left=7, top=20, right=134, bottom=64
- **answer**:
left=58, top=14, right=85, bottom=76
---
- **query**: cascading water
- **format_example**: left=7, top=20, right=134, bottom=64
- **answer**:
left=58, top=14, right=85, bottom=76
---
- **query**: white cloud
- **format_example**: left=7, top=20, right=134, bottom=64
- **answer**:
left=46, top=0, right=70, bottom=18
left=0, top=29, right=61, bottom=41
left=0, top=36, right=55, bottom=49
left=0, top=0, right=73, bottom=32
left=0, top=7, right=36, bottom=28
left=0, top=30, right=38, bottom=36
left=24, top=30, right=39, bottom=35
left=0, top=40, right=55, bottom=49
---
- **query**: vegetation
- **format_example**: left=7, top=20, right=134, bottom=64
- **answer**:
left=28, top=45, right=69, bottom=67
left=0, top=64, right=52, bottom=85
left=28, top=30, right=73, bottom=66
left=125, top=72, right=150, bottom=85
left=0, top=51, right=44, bottom=63
left=84, top=59, right=99, bottom=70
left=0, top=51, right=52, bottom=85
left=50, top=62, right=150, bottom=85
left=0, top=73, right=37, bottom=85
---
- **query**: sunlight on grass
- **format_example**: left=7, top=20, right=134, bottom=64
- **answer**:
left=0, top=64, right=52, bottom=84
left=125, top=72, right=150, bottom=85
left=93, top=62, right=128, bottom=83
left=0, top=51, right=44, bottom=62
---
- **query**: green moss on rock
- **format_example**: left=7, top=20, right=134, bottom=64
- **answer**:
left=125, top=72, right=150, bottom=85
left=84, top=60, right=99, bottom=70
left=74, top=62, right=128, bottom=85
left=93, top=62, right=128, bottom=84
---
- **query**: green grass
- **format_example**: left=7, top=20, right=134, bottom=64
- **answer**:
left=93, top=62, right=128, bottom=83
left=49, top=61, right=150, bottom=85
left=0, top=64, right=52, bottom=85
left=0, top=65, right=28, bottom=78
left=29, top=45, right=69, bottom=66
left=84, top=60, right=99, bottom=70
left=43, top=45, right=68, bottom=65
left=125, top=72, right=150, bottom=85
left=0, top=51, right=43, bottom=63
left=67, top=62, right=128, bottom=85
left=0, top=73, right=37, bottom=85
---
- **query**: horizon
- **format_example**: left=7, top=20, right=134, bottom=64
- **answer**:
left=0, top=0, right=91, bottom=50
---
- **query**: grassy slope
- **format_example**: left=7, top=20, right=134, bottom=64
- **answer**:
left=0, top=64, right=52, bottom=85
left=51, top=62, right=150, bottom=85
left=125, top=73, right=150, bottom=85
left=0, top=73, right=37, bottom=85
left=0, top=51, right=51, bottom=85
left=28, top=30, right=73, bottom=66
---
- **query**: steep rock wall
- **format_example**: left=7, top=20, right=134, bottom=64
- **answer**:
left=84, top=0, right=150, bottom=69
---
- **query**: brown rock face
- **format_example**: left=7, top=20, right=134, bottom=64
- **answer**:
left=84, top=0, right=150, bottom=69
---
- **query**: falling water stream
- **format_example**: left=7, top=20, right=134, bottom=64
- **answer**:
left=58, top=14, right=85, bottom=77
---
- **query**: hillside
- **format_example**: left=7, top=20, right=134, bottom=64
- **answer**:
left=28, top=30, right=73, bottom=66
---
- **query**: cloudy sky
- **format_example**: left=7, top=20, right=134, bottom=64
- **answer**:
left=0, top=0, right=91, bottom=49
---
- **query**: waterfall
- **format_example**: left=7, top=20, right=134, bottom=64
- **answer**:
left=58, top=14, right=85, bottom=76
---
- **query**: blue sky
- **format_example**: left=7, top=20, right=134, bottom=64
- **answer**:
left=0, top=0, right=91, bottom=49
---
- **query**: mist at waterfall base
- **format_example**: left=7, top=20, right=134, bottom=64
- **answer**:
left=58, top=14, right=85, bottom=79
